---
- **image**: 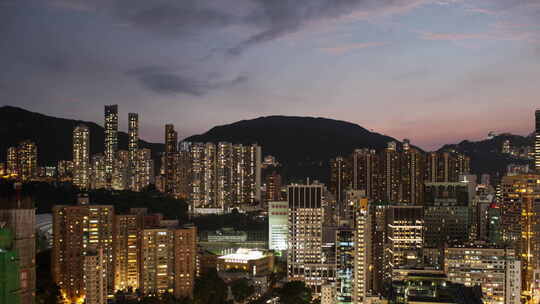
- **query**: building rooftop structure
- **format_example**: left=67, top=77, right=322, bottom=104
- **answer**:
left=219, top=248, right=266, bottom=263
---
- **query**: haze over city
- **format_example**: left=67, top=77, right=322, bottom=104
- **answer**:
left=2, top=0, right=540, bottom=150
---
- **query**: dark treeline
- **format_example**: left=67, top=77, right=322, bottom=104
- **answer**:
left=0, top=180, right=267, bottom=232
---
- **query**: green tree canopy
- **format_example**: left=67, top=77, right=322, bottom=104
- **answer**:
left=275, top=281, right=312, bottom=304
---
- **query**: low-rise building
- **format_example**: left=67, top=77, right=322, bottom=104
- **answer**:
left=217, top=248, right=274, bottom=277
left=444, top=246, right=521, bottom=304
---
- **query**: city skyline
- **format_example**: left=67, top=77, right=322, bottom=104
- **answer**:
left=2, top=0, right=540, bottom=150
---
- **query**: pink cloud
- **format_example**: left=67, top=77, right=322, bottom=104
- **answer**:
left=465, top=7, right=501, bottom=16
left=320, top=42, right=387, bottom=54
left=420, top=28, right=536, bottom=43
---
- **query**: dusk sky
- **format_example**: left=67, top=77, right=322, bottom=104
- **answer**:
left=1, top=0, right=539, bottom=150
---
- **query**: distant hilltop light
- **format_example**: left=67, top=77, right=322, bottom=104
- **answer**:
left=488, top=131, right=497, bottom=139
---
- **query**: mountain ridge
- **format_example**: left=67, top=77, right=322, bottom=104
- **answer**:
left=0, top=105, right=164, bottom=166
left=0, top=106, right=531, bottom=182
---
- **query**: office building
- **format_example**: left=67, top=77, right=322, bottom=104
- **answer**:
left=353, top=196, right=371, bottom=303
left=73, top=124, right=90, bottom=189
left=104, top=105, right=118, bottom=185
left=423, top=182, right=472, bottom=247
left=217, top=248, right=273, bottom=276
left=487, top=203, right=502, bottom=244
left=500, top=174, right=540, bottom=294
left=335, top=227, right=354, bottom=304
left=534, top=110, right=540, bottom=171
left=0, top=185, right=36, bottom=304
left=389, top=272, right=483, bottom=304
left=268, top=201, right=288, bottom=253
left=445, top=246, right=521, bottom=304
left=287, top=183, right=334, bottom=295
left=385, top=206, right=423, bottom=276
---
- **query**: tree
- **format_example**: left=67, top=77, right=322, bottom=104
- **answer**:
left=193, top=269, right=228, bottom=304
left=231, top=278, right=255, bottom=302
left=275, top=281, right=312, bottom=304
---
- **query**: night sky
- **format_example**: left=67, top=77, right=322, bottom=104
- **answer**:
left=1, top=0, right=539, bottom=150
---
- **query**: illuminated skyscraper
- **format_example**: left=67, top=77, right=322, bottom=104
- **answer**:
left=188, top=142, right=261, bottom=213
left=401, top=143, right=425, bottom=205
left=17, top=140, right=38, bottom=181
left=353, top=196, right=371, bottom=303
left=128, top=113, right=139, bottom=190
left=384, top=206, right=423, bottom=277
left=104, top=105, right=118, bottom=186
left=268, top=201, right=288, bottom=253
left=112, top=150, right=129, bottom=190
left=57, top=160, right=74, bottom=181
left=265, top=171, right=283, bottom=204
left=52, top=197, right=114, bottom=302
left=424, top=182, right=472, bottom=247
left=176, top=142, right=192, bottom=199
left=164, top=124, right=178, bottom=194
left=330, top=156, right=350, bottom=203
left=128, top=113, right=138, bottom=166
left=203, top=143, right=217, bottom=208
left=173, top=226, right=197, bottom=299
left=113, top=212, right=143, bottom=292
left=190, top=143, right=204, bottom=210
left=536, top=109, right=540, bottom=171
left=381, top=141, right=400, bottom=202
left=287, top=183, right=334, bottom=295
left=6, top=147, right=18, bottom=177
left=425, top=151, right=470, bottom=183
left=238, top=144, right=261, bottom=206
left=91, top=154, right=107, bottom=189
left=217, top=142, right=233, bottom=209
left=500, top=174, right=540, bottom=296
left=352, top=148, right=381, bottom=202
left=73, top=124, right=90, bottom=189
left=135, top=148, right=153, bottom=191
left=84, top=247, right=108, bottom=304
left=445, top=246, right=521, bottom=304
left=140, top=228, right=174, bottom=295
